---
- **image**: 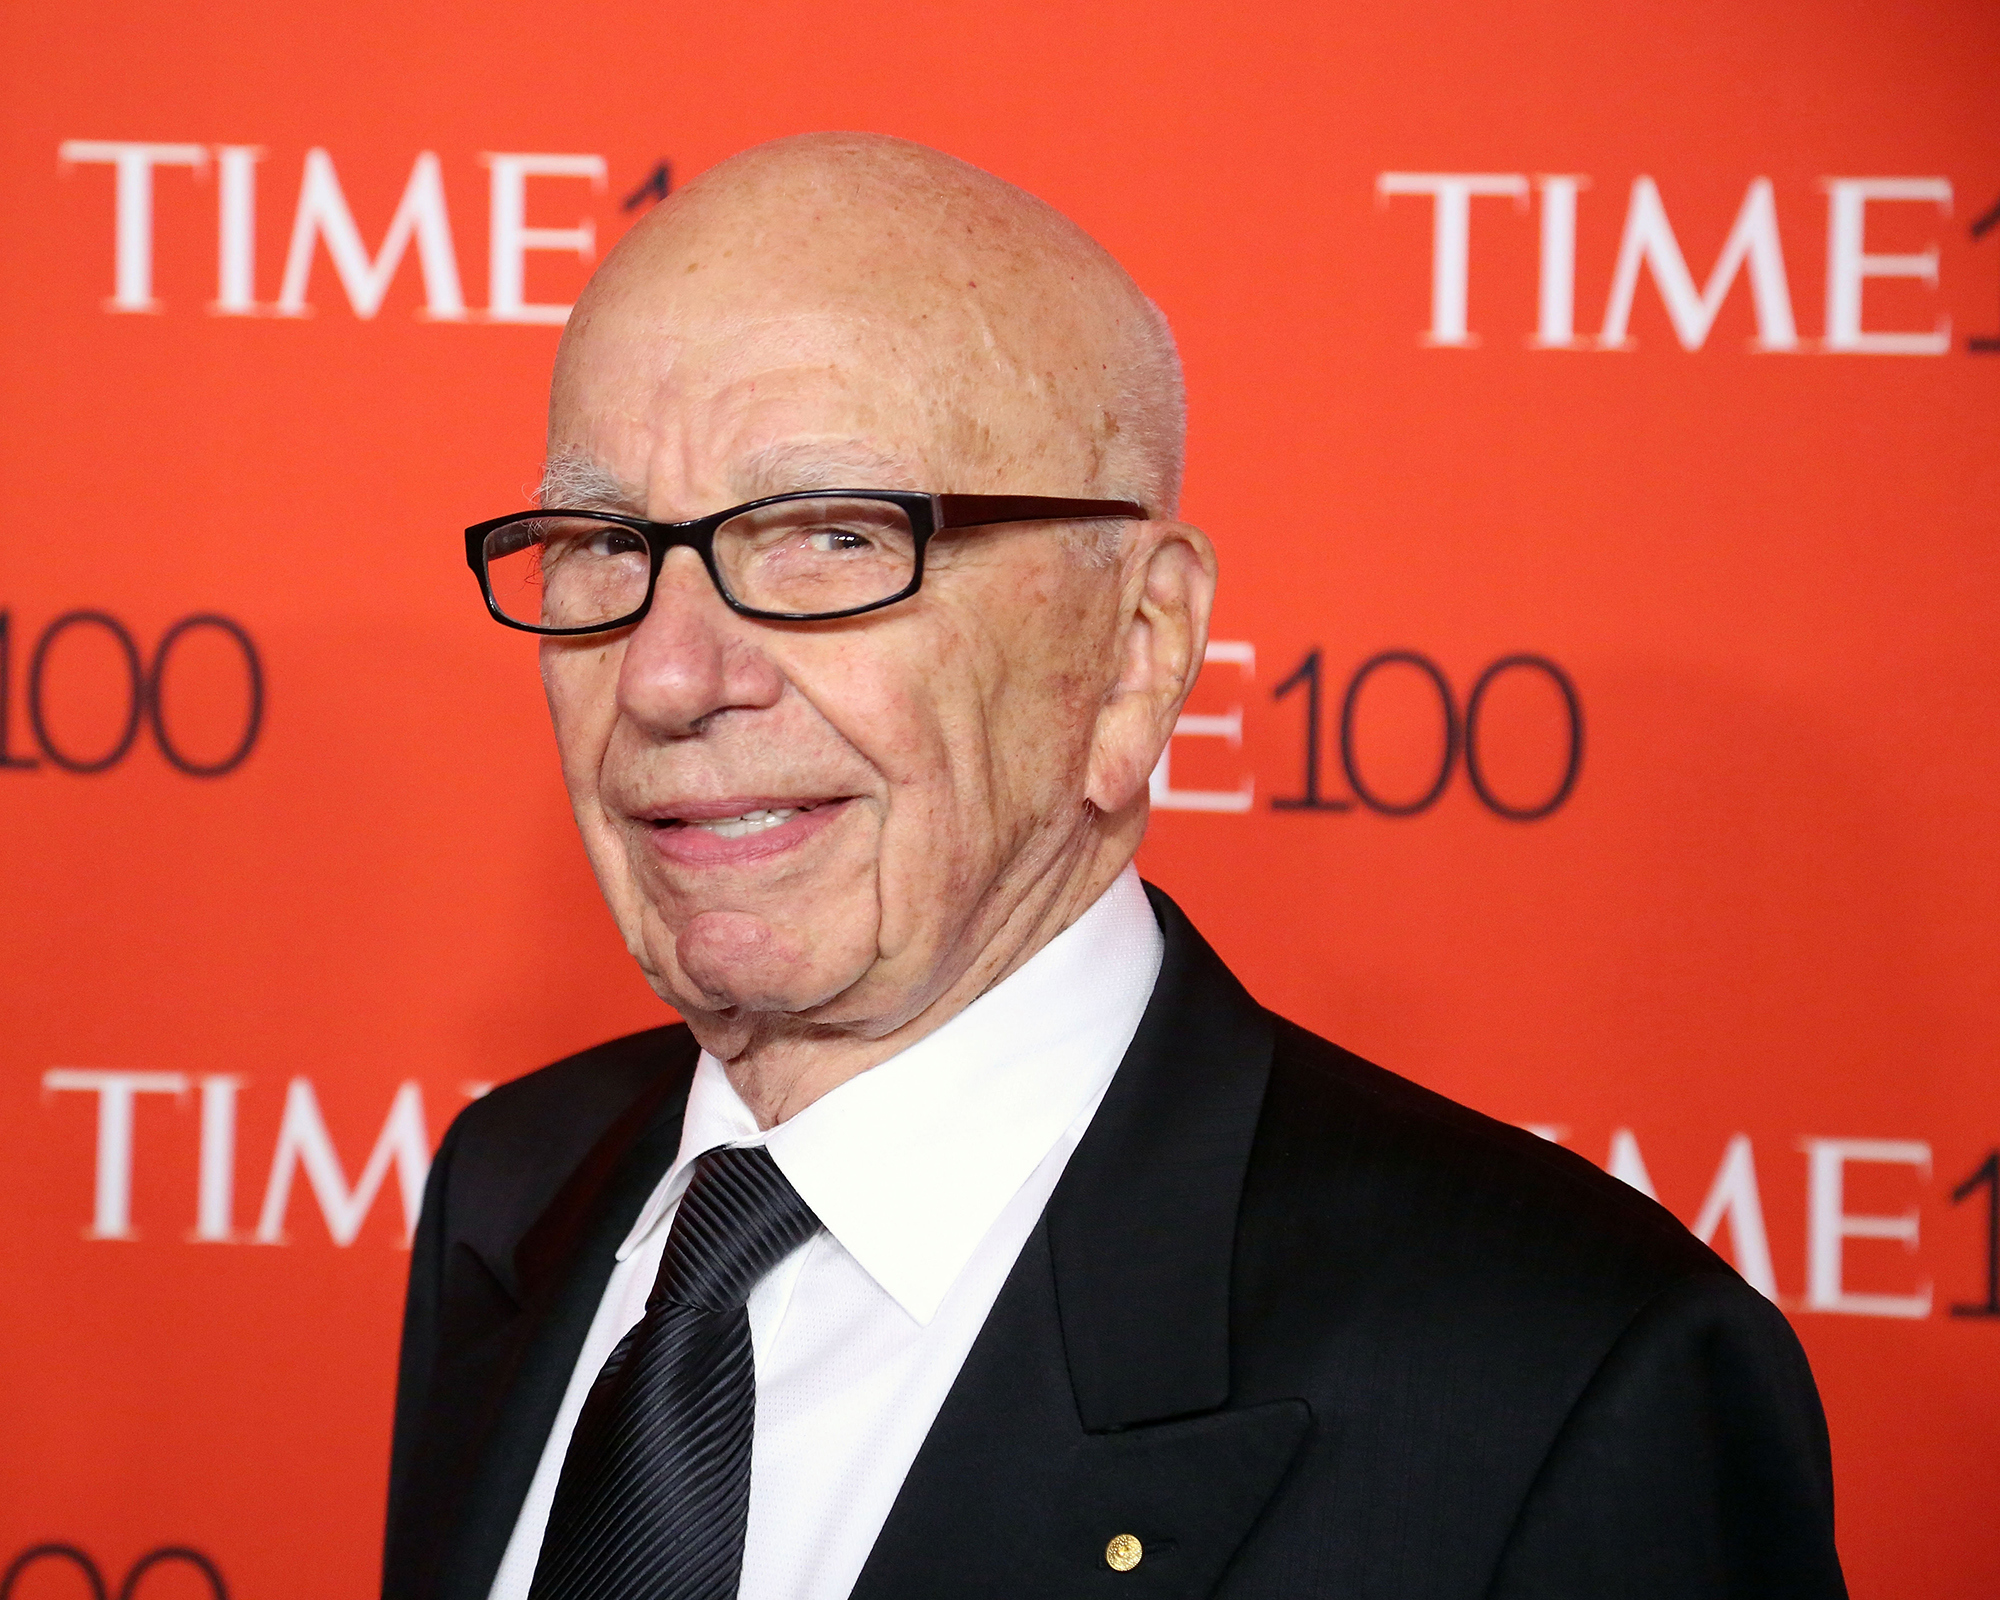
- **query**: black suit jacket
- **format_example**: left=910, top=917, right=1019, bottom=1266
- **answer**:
left=385, top=887, right=1845, bottom=1599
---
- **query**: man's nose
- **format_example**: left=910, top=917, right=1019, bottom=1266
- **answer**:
left=615, top=547, right=786, bottom=737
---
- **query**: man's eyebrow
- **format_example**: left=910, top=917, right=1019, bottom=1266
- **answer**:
left=537, top=451, right=646, bottom=513
left=535, top=440, right=923, bottom=517
left=731, top=439, right=922, bottom=497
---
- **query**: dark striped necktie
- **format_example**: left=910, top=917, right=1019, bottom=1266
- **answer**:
left=528, top=1144, right=821, bottom=1600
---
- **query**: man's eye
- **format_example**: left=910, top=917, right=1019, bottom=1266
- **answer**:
left=804, top=527, right=875, bottom=555
left=585, top=527, right=648, bottom=557
left=544, top=525, right=645, bottom=563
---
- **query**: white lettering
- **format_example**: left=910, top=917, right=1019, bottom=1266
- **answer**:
left=1376, top=173, right=1529, bottom=346
left=1822, top=177, right=1952, bottom=354
left=1532, top=175, right=1589, bottom=348
left=42, top=1068, right=190, bottom=1239
left=277, top=149, right=466, bottom=320
left=1600, top=177, right=1798, bottom=351
left=1689, top=1133, right=1777, bottom=1300
left=211, top=145, right=265, bottom=314
left=193, top=1074, right=244, bottom=1241
left=481, top=152, right=608, bottom=325
left=1151, top=641, right=1255, bottom=812
left=1606, top=1127, right=1658, bottom=1197
left=58, top=140, right=208, bottom=313
left=254, top=1078, right=431, bottom=1246
left=1801, top=1136, right=1931, bottom=1317
left=1602, top=1129, right=1776, bottom=1299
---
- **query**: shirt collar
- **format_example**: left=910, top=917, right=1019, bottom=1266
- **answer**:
left=615, top=865, right=1163, bottom=1325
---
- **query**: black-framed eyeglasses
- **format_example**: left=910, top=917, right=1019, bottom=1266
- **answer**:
left=465, top=490, right=1144, bottom=636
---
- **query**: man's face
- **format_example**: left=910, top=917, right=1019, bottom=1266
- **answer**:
left=541, top=303, right=1128, bottom=1050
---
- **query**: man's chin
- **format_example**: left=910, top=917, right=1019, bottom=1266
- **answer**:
left=658, top=908, right=871, bottom=1021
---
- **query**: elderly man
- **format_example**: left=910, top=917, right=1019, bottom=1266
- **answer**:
left=384, top=135, right=1844, bottom=1600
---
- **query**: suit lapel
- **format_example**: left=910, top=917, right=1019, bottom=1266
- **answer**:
left=432, top=1049, right=696, bottom=1600
left=851, top=886, right=1312, bottom=1599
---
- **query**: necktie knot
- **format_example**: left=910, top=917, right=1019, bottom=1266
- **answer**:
left=655, top=1144, right=820, bottom=1312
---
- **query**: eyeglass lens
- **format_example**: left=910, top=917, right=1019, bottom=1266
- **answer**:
left=482, top=497, right=920, bottom=628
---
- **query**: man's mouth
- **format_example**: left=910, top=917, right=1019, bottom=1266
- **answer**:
left=640, top=797, right=853, bottom=866
left=671, top=803, right=819, bottom=839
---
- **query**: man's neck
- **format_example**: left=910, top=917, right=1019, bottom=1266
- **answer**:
left=692, top=820, right=1144, bottom=1128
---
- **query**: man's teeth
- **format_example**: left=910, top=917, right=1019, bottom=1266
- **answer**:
left=692, top=806, right=801, bottom=839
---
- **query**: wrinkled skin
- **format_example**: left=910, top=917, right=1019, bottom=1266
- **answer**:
left=540, top=134, right=1216, bottom=1124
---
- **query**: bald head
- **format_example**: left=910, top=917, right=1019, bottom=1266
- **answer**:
left=549, top=132, right=1183, bottom=521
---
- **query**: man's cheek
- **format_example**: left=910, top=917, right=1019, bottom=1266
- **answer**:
left=869, top=779, right=988, bottom=964
left=979, top=656, right=1093, bottom=811
left=553, top=707, right=623, bottom=815
left=819, top=673, right=950, bottom=790
left=543, top=642, right=618, bottom=732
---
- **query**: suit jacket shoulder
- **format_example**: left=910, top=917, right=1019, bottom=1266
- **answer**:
left=432, top=1025, right=689, bottom=1288
left=1247, top=1013, right=1725, bottom=1339
left=1220, top=1017, right=1840, bottom=1597
left=386, top=1024, right=697, bottom=1600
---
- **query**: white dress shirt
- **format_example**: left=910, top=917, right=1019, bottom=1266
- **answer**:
left=487, top=866, right=1164, bottom=1600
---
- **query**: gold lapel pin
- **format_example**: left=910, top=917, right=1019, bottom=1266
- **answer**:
left=1104, top=1533, right=1144, bottom=1572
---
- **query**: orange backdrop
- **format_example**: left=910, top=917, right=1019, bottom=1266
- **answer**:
left=4, top=2, right=1996, bottom=1596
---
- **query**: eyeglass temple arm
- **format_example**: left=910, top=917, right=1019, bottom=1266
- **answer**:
left=935, top=494, right=1146, bottom=528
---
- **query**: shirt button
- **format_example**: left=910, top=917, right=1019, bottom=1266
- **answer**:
left=1104, top=1533, right=1144, bottom=1572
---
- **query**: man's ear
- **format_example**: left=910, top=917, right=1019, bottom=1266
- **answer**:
left=1086, top=519, right=1218, bottom=814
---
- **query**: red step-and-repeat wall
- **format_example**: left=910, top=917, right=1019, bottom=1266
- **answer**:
left=4, top=2, right=1995, bottom=1596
